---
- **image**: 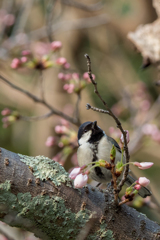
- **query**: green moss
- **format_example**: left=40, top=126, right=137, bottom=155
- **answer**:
left=87, top=221, right=114, bottom=240
left=18, top=154, right=72, bottom=187
left=0, top=181, right=93, bottom=240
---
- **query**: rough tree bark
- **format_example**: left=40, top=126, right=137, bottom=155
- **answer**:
left=0, top=147, right=160, bottom=240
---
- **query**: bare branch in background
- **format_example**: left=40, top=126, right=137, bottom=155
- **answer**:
left=20, top=111, right=53, bottom=121
left=0, top=74, right=80, bottom=126
left=60, top=0, right=104, bottom=11
left=45, top=0, right=58, bottom=42
left=84, top=54, right=130, bottom=195
left=0, top=14, right=109, bottom=59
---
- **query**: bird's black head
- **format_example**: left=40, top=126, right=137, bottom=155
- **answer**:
left=78, top=121, right=104, bottom=145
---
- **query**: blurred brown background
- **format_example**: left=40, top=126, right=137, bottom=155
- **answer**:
left=0, top=0, right=159, bottom=237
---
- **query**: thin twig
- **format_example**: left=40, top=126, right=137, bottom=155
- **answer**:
left=118, top=198, right=130, bottom=206
left=84, top=54, right=130, bottom=195
left=60, top=0, right=103, bottom=11
left=20, top=111, right=53, bottom=121
left=39, top=70, right=45, bottom=101
left=86, top=103, right=110, bottom=115
left=0, top=74, right=79, bottom=126
left=45, top=0, right=57, bottom=42
left=0, top=14, right=109, bottom=59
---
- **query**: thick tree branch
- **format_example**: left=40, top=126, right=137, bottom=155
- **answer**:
left=0, top=147, right=159, bottom=240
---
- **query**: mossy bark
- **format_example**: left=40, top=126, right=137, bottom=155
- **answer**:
left=0, top=147, right=159, bottom=240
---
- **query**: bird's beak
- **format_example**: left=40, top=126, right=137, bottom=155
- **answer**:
left=92, top=121, right=97, bottom=130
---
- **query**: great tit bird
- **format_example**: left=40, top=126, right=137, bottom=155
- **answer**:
left=77, top=121, right=151, bottom=198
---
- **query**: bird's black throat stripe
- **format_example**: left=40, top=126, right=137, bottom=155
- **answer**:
left=92, top=142, right=104, bottom=179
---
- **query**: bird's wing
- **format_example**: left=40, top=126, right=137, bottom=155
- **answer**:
left=107, top=136, right=121, bottom=153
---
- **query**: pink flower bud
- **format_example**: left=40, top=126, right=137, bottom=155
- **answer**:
left=138, top=177, right=150, bottom=187
left=2, top=117, right=9, bottom=123
left=1, top=108, right=11, bottom=116
left=55, top=125, right=68, bottom=134
left=63, top=84, right=69, bottom=90
left=134, top=184, right=141, bottom=191
left=67, top=84, right=75, bottom=94
left=56, top=57, right=67, bottom=65
left=45, top=136, right=56, bottom=147
left=63, top=62, right=70, bottom=69
left=58, top=142, right=64, bottom=148
left=21, top=56, right=28, bottom=63
left=83, top=72, right=95, bottom=83
left=11, top=58, right=20, bottom=69
left=72, top=73, right=79, bottom=80
left=134, top=162, right=154, bottom=170
left=21, top=50, right=31, bottom=56
left=64, top=73, right=72, bottom=81
left=51, top=41, right=62, bottom=51
left=120, top=130, right=130, bottom=144
left=58, top=73, right=65, bottom=80
left=69, top=167, right=81, bottom=179
left=74, top=173, right=88, bottom=188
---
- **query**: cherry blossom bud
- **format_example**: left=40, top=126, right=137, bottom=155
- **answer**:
left=21, top=50, right=31, bottom=56
left=83, top=72, right=95, bottom=83
left=134, top=162, right=153, bottom=170
left=45, top=136, right=56, bottom=147
left=74, top=173, right=88, bottom=188
left=63, top=62, right=70, bottom=69
left=67, top=84, right=75, bottom=94
left=58, top=73, right=65, bottom=80
left=51, top=41, right=62, bottom=51
left=1, top=108, right=11, bottom=116
left=120, top=130, right=130, bottom=144
left=72, top=73, right=79, bottom=80
left=11, top=58, right=20, bottom=69
left=69, top=167, right=81, bottom=179
left=64, top=73, right=72, bottom=81
left=56, top=57, right=67, bottom=65
left=21, top=56, right=28, bottom=63
left=55, top=125, right=68, bottom=134
left=138, top=177, right=150, bottom=187
left=134, top=184, right=141, bottom=191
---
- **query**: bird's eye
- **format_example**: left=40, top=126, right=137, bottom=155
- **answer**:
left=84, top=129, right=87, bottom=133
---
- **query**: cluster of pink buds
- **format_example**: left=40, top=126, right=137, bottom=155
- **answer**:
left=58, top=72, right=95, bottom=94
left=45, top=118, right=78, bottom=166
left=69, top=166, right=89, bottom=188
left=1, top=108, right=20, bottom=128
left=10, top=40, right=68, bottom=71
left=124, top=177, right=150, bottom=201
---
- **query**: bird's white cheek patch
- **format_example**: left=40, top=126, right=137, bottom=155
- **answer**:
left=78, top=130, right=92, bottom=145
